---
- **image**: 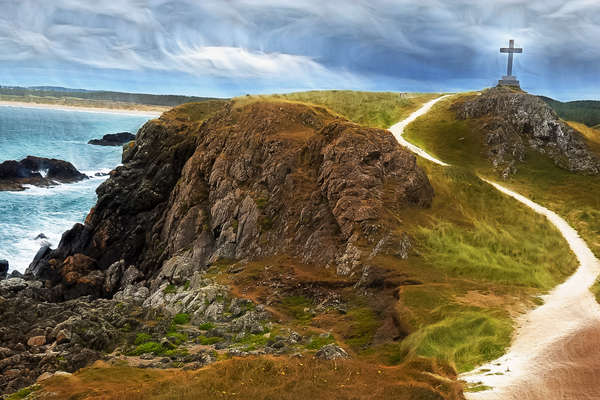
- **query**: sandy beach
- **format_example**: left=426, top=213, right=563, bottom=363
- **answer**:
left=0, top=100, right=165, bottom=117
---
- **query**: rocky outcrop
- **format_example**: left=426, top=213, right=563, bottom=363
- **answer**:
left=0, top=260, right=8, bottom=280
left=0, top=156, right=88, bottom=191
left=28, top=101, right=433, bottom=300
left=0, top=278, right=146, bottom=394
left=455, top=87, right=600, bottom=177
left=88, top=132, right=136, bottom=146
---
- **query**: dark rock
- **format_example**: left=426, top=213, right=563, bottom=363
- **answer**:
left=315, top=344, right=350, bottom=360
left=34, top=233, right=48, bottom=240
left=0, top=260, right=8, bottom=280
left=8, top=270, right=23, bottom=279
left=26, top=245, right=52, bottom=278
left=0, top=156, right=88, bottom=191
left=88, top=132, right=135, bottom=146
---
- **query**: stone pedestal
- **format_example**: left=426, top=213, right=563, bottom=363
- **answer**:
left=498, top=75, right=520, bottom=87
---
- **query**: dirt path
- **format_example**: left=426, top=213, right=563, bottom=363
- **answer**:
left=389, top=97, right=600, bottom=399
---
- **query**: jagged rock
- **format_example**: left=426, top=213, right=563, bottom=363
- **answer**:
left=34, top=233, right=48, bottom=240
left=104, top=260, right=124, bottom=293
left=113, top=284, right=149, bottom=305
left=0, top=282, right=156, bottom=395
left=315, top=344, right=350, bottom=360
left=455, top=87, right=600, bottom=176
left=88, top=132, right=135, bottom=146
left=0, top=156, right=88, bottom=191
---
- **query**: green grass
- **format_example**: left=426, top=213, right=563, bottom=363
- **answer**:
left=234, top=90, right=441, bottom=129
left=197, top=335, right=223, bottom=345
left=402, top=311, right=512, bottom=372
left=591, top=279, right=600, bottom=303
left=5, top=385, right=40, bottom=400
left=345, top=308, right=380, bottom=350
left=163, top=284, right=177, bottom=295
left=134, top=333, right=152, bottom=345
left=130, top=341, right=165, bottom=356
left=172, top=313, right=190, bottom=325
left=377, top=161, right=577, bottom=371
left=306, top=334, right=335, bottom=350
left=390, top=91, right=600, bottom=371
left=198, top=322, right=215, bottom=331
left=280, top=296, right=313, bottom=323
left=403, top=93, right=600, bottom=260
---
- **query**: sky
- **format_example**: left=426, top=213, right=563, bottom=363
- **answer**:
left=0, top=0, right=599, bottom=100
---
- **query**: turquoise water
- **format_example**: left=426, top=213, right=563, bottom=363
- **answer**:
left=0, top=106, right=153, bottom=272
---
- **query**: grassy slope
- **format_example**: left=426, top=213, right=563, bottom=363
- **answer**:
left=404, top=94, right=600, bottom=309
left=403, top=94, right=600, bottom=258
left=36, top=357, right=463, bottom=400
left=234, top=90, right=441, bottom=129
left=379, top=162, right=576, bottom=372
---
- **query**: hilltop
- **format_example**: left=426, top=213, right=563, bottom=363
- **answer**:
left=0, top=90, right=585, bottom=400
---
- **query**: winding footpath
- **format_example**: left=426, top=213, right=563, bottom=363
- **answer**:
left=389, top=96, right=600, bottom=400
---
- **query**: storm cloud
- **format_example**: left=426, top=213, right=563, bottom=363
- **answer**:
left=0, top=0, right=598, bottom=99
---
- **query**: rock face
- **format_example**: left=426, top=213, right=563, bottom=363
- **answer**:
left=28, top=101, right=433, bottom=299
left=0, top=156, right=88, bottom=191
left=88, top=132, right=136, bottom=146
left=455, top=87, right=600, bottom=177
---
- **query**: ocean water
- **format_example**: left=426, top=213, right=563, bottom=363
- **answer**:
left=0, top=106, right=154, bottom=272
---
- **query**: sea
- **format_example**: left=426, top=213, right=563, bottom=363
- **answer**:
left=0, top=106, right=154, bottom=273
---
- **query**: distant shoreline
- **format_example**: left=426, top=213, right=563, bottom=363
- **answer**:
left=0, top=100, right=164, bottom=117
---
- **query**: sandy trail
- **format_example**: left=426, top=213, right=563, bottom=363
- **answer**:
left=389, top=97, right=600, bottom=399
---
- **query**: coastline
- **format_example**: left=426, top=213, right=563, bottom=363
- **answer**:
left=0, top=100, right=165, bottom=117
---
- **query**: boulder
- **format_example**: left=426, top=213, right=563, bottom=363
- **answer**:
left=88, top=132, right=135, bottom=146
left=27, top=336, right=46, bottom=347
left=315, top=344, right=350, bottom=360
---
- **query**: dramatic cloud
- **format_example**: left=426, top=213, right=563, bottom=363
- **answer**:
left=0, top=0, right=598, bottom=99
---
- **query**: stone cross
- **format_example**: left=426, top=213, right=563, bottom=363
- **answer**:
left=498, top=39, right=523, bottom=87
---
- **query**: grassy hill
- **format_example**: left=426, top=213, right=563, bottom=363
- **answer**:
left=540, top=96, right=600, bottom=127
left=234, top=90, right=441, bottom=129
left=403, top=94, right=600, bottom=259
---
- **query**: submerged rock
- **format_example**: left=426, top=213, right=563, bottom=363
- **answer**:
left=0, top=156, right=88, bottom=191
left=88, top=132, right=135, bottom=146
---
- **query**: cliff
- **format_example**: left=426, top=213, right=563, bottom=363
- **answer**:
left=28, top=100, right=433, bottom=300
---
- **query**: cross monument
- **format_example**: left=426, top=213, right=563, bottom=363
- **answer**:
left=498, top=39, right=523, bottom=87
